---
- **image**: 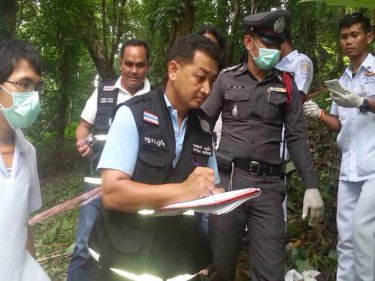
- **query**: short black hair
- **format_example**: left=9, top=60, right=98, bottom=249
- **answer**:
left=168, top=34, right=220, bottom=66
left=198, top=25, right=227, bottom=70
left=0, top=38, right=42, bottom=83
left=339, top=11, right=372, bottom=34
left=120, top=38, right=149, bottom=62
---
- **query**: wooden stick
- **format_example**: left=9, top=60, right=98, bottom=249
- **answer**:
left=29, top=187, right=101, bottom=225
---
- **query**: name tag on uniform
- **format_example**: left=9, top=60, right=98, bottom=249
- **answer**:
left=267, top=87, right=287, bottom=93
left=193, top=144, right=212, bottom=156
left=103, top=85, right=116, bottom=91
left=99, top=97, right=115, bottom=104
left=143, top=136, right=166, bottom=149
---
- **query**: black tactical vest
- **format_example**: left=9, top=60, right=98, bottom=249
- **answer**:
left=85, top=79, right=118, bottom=176
left=94, top=88, right=214, bottom=278
left=93, top=79, right=119, bottom=134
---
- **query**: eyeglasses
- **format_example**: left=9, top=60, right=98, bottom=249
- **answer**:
left=4, top=80, right=45, bottom=95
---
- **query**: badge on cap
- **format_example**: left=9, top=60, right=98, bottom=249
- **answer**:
left=274, top=16, right=286, bottom=34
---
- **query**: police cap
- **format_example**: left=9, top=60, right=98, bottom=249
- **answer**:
left=243, top=9, right=290, bottom=45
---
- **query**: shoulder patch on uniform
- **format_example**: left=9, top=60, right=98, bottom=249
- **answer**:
left=143, top=110, right=159, bottom=126
left=300, top=59, right=312, bottom=79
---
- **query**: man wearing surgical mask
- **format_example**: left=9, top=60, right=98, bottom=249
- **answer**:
left=201, top=9, right=324, bottom=281
left=0, top=39, right=49, bottom=281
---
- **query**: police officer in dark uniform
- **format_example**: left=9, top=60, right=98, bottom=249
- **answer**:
left=201, top=10, right=324, bottom=281
left=89, top=34, right=222, bottom=281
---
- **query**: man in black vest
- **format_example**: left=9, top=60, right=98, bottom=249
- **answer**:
left=89, top=34, right=221, bottom=281
left=67, top=39, right=150, bottom=281
left=201, top=10, right=324, bottom=281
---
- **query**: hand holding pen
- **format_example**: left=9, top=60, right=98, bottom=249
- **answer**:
left=193, top=157, right=225, bottom=195
left=182, top=158, right=216, bottom=198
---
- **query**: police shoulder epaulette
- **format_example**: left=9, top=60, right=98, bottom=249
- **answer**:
left=221, top=63, right=242, bottom=74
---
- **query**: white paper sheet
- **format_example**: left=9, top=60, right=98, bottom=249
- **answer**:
left=154, top=188, right=261, bottom=216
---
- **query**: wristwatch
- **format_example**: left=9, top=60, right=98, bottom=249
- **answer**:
left=359, top=98, right=370, bottom=113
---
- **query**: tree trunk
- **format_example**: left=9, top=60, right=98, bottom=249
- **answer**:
left=167, top=0, right=196, bottom=52
left=80, top=0, right=127, bottom=80
left=51, top=41, right=73, bottom=170
left=227, top=0, right=242, bottom=64
left=83, top=12, right=116, bottom=80
left=0, top=0, right=16, bottom=39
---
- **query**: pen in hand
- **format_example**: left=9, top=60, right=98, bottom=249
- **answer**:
left=192, top=157, right=200, bottom=168
left=193, top=157, right=214, bottom=196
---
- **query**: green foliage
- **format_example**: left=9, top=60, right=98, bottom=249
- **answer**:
left=33, top=170, right=82, bottom=281
left=285, top=114, right=340, bottom=277
left=11, top=1, right=375, bottom=279
left=142, top=0, right=187, bottom=86
left=299, top=0, right=375, bottom=8
left=64, top=121, right=79, bottom=138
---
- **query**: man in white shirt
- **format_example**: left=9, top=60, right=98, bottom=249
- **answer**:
left=276, top=30, right=313, bottom=102
left=304, top=11, right=375, bottom=281
left=0, top=38, right=49, bottom=281
left=67, top=39, right=150, bottom=281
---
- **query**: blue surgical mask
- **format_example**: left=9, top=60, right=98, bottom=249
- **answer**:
left=249, top=39, right=280, bottom=70
left=0, top=85, right=41, bottom=129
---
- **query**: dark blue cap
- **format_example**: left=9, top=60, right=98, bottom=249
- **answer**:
left=243, top=9, right=290, bottom=45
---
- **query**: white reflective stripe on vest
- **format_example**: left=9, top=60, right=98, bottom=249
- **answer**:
left=137, top=209, right=195, bottom=216
left=83, top=177, right=102, bottom=185
left=94, top=134, right=107, bottom=141
left=138, top=209, right=155, bottom=215
left=88, top=247, right=198, bottom=281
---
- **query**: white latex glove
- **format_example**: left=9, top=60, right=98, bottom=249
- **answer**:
left=302, top=189, right=324, bottom=227
left=303, top=100, right=321, bottom=119
left=285, top=269, right=303, bottom=281
left=330, top=88, right=364, bottom=108
left=302, top=270, right=320, bottom=281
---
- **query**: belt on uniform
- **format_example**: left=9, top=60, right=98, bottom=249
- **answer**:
left=234, top=159, right=284, bottom=177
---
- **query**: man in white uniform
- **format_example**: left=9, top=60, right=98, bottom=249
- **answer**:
left=0, top=38, right=49, bottom=281
left=304, top=11, right=375, bottom=281
left=276, top=29, right=313, bottom=102
left=67, top=39, right=150, bottom=281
